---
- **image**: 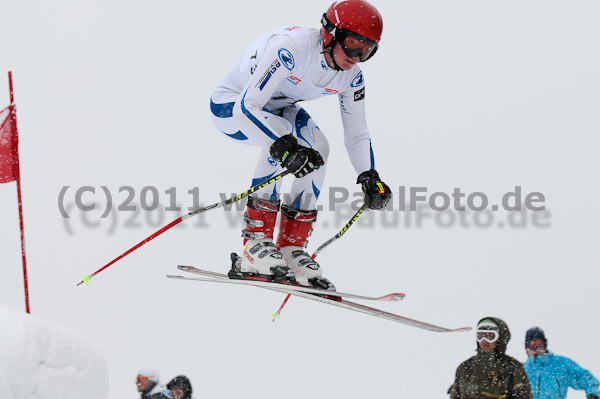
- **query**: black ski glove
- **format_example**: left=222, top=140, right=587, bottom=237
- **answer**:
left=588, top=395, right=599, bottom=399
left=270, top=134, right=324, bottom=178
left=357, top=169, right=392, bottom=210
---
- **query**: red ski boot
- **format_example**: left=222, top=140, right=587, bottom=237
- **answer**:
left=276, top=204, right=336, bottom=291
left=229, top=196, right=295, bottom=283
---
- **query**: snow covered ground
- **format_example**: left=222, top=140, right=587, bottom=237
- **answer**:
left=1, top=1, right=599, bottom=398
left=0, top=303, right=108, bottom=398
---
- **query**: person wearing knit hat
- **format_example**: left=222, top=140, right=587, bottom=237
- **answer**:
left=167, top=375, right=193, bottom=399
left=523, top=327, right=600, bottom=399
left=449, top=316, right=533, bottom=399
left=525, top=327, right=547, bottom=354
left=136, top=367, right=173, bottom=399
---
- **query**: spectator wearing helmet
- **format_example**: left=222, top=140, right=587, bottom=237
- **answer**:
left=523, top=327, right=600, bottom=399
left=209, top=0, right=391, bottom=291
left=167, top=375, right=193, bottom=399
left=449, top=317, right=533, bottom=399
left=136, top=367, right=173, bottom=399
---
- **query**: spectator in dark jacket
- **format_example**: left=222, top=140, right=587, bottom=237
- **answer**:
left=523, top=327, right=600, bottom=399
left=450, top=317, right=533, bottom=399
left=136, top=367, right=173, bottom=399
left=167, top=375, right=193, bottom=399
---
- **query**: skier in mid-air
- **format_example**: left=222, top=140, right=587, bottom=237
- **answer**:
left=209, top=0, right=391, bottom=291
left=77, top=0, right=470, bottom=333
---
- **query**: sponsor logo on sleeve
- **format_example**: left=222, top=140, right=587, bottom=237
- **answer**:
left=285, top=26, right=300, bottom=31
left=322, top=88, right=339, bottom=95
left=353, top=87, right=365, bottom=101
left=286, top=75, right=302, bottom=85
left=278, top=48, right=295, bottom=70
left=256, top=59, right=282, bottom=91
left=350, top=71, right=364, bottom=88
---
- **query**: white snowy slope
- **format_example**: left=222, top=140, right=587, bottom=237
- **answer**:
left=0, top=1, right=599, bottom=399
left=0, top=303, right=108, bottom=399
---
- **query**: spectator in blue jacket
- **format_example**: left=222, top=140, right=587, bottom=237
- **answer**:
left=524, top=327, right=600, bottom=399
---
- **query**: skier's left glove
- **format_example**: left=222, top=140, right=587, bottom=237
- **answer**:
left=270, top=134, right=324, bottom=178
left=587, top=395, right=599, bottom=399
left=357, top=169, right=392, bottom=210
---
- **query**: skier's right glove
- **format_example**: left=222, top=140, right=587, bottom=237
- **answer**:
left=270, top=134, right=324, bottom=178
left=357, top=169, right=392, bottom=210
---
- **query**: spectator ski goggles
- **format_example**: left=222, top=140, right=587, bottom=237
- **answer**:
left=526, top=339, right=546, bottom=350
left=476, top=329, right=499, bottom=343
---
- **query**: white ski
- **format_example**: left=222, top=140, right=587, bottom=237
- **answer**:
left=167, top=266, right=471, bottom=333
left=172, top=265, right=405, bottom=302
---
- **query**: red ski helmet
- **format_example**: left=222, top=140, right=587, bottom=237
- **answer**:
left=321, top=0, right=383, bottom=63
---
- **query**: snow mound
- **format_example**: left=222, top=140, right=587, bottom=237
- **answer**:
left=0, top=303, right=108, bottom=399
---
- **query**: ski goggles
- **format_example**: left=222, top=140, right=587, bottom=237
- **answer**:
left=338, top=31, right=378, bottom=62
left=476, top=329, right=499, bottom=343
left=526, top=339, right=546, bottom=350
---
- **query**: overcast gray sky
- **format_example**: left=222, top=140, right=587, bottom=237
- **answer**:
left=1, top=1, right=599, bottom=398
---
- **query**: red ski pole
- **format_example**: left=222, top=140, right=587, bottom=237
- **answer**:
left=77, top=171, right=290, bottom=286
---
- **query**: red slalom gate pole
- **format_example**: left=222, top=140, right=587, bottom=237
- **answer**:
left=7, top=71, right=30, bottom=313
